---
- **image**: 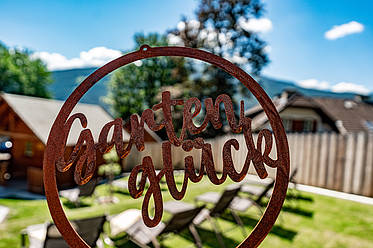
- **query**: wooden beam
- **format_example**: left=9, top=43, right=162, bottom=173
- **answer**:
left=0, top=130, right=39, bottom=140
left=9, top=112, right=15, bottom=131
left=0, top=103, right=9, bottom=118
left=0, top=104, right=10, bottom=128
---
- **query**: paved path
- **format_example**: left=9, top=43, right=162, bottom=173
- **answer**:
left=0, top=180, right=45, bottom=200
left=244, top=174, right=373, bottom=206
left=296, top=184, right=373, bottom=205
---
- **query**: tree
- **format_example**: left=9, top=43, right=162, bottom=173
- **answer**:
left=105, top=33, right=190, bottom=121
left=167, top=0, right=270, bottom=137
left=0, top=42, right=52, bottom=98
left=98, top=148, right=122, bottom=203
left=169, top=0, right=269, bottom=74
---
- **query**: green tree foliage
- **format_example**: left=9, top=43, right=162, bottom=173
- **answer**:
left=170, top=0, right=269, bottom=74
left=105, top=33, right=190, bottom=120
left=106, top=1, right=269, bottom=139
left=98, top=149, right=122, bottom=203
left=0, top=42, right=52, bottom=98
left=168, top=0, right=269, bottom=137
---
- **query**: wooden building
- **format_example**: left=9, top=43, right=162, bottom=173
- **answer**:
left=246, top=90, right=373, bottom=134
left=0, top=93, right=161, bottom=194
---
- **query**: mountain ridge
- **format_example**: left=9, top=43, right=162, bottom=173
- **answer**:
left=49, top=67, right=368, bottom=114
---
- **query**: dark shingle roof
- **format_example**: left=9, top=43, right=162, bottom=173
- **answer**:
left=247, top=91, right=373, bottom=133
left=313, top=98, right=373, bottom=133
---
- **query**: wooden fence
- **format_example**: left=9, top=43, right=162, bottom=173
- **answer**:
left=123, top=132, right=373, bottom=197
left=287, top=132, right=373, bottom=197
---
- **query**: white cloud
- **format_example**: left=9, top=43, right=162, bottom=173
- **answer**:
left=223, top=52, right=248, bottom=64
left=177, top=21, right=186, bottom=31
left=238, top=17, right=273, bottom=33
left=263, top=45, right=272, bottom=53
left=31, top=47, right=122, bottom=71
left=133, top=60, right=143, bottom=67
left=176, top=19, right=201, bottom=38
left=167, top=33, right=184, bottom=45
left=331, top=82, right=370, bottom=95
left=297, top=79, right=330, bottom=90
left=188, top=20, right=200, bottom=30
left=324, top=21, right=364, bottom=40
left=200, top=28, right=218, bottom=45
left=297, top=79, right=370, bottom=95
left=171, top=20, right=234, bottom=50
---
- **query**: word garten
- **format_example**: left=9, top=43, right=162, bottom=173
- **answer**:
left=55, top=91, right=277, bottom=227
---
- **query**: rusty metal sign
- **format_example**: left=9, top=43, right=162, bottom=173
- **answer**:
left=43, top=45, right=290, bottom=248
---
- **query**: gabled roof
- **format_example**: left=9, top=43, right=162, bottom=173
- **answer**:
left=246, top=90, right=373, bottom=133
left=313, top=98, right=373, bottom=133
left=126, top=113, right=162, bottom=143
left=1, top=93, right=131, bottom=145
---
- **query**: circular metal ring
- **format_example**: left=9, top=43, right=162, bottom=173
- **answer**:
left=43, top=45, right=290, bottom=248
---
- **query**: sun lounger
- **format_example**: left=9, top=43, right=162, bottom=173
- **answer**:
left=241, top=179, right=275, bottom=205
left=163, top=185, right=247, bottom=247
left=109, top=205, right=204, bottom=248
left=241, top=169, right=298, bottom=204
left=21, top=215, right=106, bottom=248
left=59, top=178, right=97, bottom=207
left=189, top=186, right=252, bottom=247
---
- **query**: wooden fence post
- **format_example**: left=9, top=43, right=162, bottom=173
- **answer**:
left=334, top=134, right=346, bottom=191
left=326, top=133, right=337, bottom=189
left=304, top=134, right=313, bottom=185
left=310, top=134, right=320, bottom=186
left=363, top=134, right=373, bottom=196
left=297, top=134, right=306, bottom=184
left=318, top=133, right=329, bottom=187
left=343, top=134, right=356, bottom=193
left=352, top=132, right=366, bottom=194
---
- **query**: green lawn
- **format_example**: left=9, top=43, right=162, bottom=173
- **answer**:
left=0, top=176, right=372, bottom=248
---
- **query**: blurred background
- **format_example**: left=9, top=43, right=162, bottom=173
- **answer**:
left=0, top=0, right=372, bottom=247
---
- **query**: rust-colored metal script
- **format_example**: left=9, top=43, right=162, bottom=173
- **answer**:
left=43, top=45, right=290, bottom=248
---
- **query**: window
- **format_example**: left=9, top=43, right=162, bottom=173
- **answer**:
left=304, top=120, right=314, bottom=132
left=282, top=119, right=292, bottom=132
left=364, top=120, right=373, bottom=132
left=283, top=119, right=317, bottom=133
left=24, top=141, right=33, bottom=157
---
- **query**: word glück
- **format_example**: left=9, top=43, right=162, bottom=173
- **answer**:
left=55, top=91, right=277, bottom=227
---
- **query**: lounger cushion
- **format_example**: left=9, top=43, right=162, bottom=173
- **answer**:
left=26, top=222, right=80, bottom=248
left=195, top=192, right=221, bottom=204
left=230, top=197, right=254, bottom=212
left=163, top=201, right=195, bottom=214
left=26, top=223, right=48, bottom=248
left=196, top=191, right=254, bottom=213
left=240, top=176, right=272, bottom=186
left=0, top=205, right=9, bottom=224
left=59, top=188, right=80, bottom=203
left=112, top=179, right=128, bottom=190
left=109, top=209, right=142, bottom=236
left=126, top=219, right=165, bottom=245
left=193, top=208, right=210, bottom=225
left=241, top=185, right=273, bottom=197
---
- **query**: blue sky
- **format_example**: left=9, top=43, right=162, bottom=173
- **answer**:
left=0, top=0, right=372, bottom=94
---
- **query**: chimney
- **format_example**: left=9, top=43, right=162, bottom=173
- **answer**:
left=355, top=95, right=363, bottom=103
left=281, top=91, right=288, bottom=101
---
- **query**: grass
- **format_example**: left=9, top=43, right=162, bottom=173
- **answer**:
left=0, top=176, right=373, bottom=248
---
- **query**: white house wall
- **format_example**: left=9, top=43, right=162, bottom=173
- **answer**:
left=260, top=107, right=333, bottom=132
